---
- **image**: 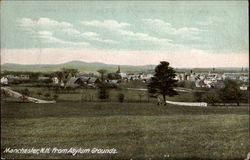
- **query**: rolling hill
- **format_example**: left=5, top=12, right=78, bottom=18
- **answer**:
left=1, top=61, right=155, bottom=73
left=1, top=61, right=247, bottom=73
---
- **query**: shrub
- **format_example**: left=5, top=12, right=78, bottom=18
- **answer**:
left=98, top=83, right=109, bottom=100
left=21, top=88, right=30, bottom=97
left=202, top=91, right=220, bottom=105
left=193, top=92, right=203, bottom=102
left=37, top=91, right=42, bottom=98
left=44, top=93, right=51, bottom=99
left=118, top=93, right=125, bottom=103
left=53, top=95, right=59, bottom=101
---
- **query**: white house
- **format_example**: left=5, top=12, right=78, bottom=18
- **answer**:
left=240, top=85, right=248, bottom=91
left=195, top=79, right=206, bottom=88
left=52, top=77, right=59, bottom=84
left=1, top=77, right=8, bottom=85
left=119, top=72, right=127, bottom=78
left=140, top=73, right=153, bottom=80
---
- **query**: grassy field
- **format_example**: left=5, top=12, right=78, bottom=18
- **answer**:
left=7, top=83, right=208, bottom=103
left=8, top=85, right=154, bottom=103
left=1, top=101, right=249, bottom=159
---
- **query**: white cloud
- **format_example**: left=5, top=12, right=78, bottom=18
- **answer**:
left=37, top=31, right=89, bottom=47
left=81, top=32, right=117, bottom=44
left=81, top=20, right=130, bottom=30
left=61, top=28, right=81, bottom=35
left=81, top=19, right=172, bottom=45
left=18, top=17, right=72, bottom=29
left=82, top=32, right=99, bottom=37
left=118, top=30, right=172, bottom=43
left=38, top=31, right=53, bottom=36
left=18, top=18, right=90, bottom=47
left=143, top=19, right=202, bottom=40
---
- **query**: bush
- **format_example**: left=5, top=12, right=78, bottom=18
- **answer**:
left=193, top=92, right=203, bottom=102
left=21, top=88, right=30, bottom=97
left=98, top=83, right=109, bottom=100
left=44, top=93, right=51, bottom=99
left=202, top=91, right=220, bottom=105
left=37, top=91, right=42, bottom=98
left=118, top=93, right=125, bottom=103
left=53, top=95, right=59, bottom=101
left=177, top=81, right=195, bottom=89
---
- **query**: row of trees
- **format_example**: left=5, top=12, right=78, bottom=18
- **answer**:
left=198, top=80, right=247, bottom=106
left=147, top=61, right=247, bottom=106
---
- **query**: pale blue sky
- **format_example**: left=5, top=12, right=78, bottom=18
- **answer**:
left=0, top=1, right=249, bottom=67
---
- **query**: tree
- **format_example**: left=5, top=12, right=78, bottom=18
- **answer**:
left=55, top=68, right=78, bottom=88
left=62, top=68, right=72, bottom=87
left=138, top=92, right=144, bottom=103
left=222, top=79, right=244, bottom=106
left=44, top=93, right=51, bottom=99
left=193, top=92, right=203, bottom=102
left=1, top=90, right=9, bottom=103
left=202, top=91, right=220, bottom=105
left=54, top=71, right=64, bottom=85
left=66, top=68, right=78, bottom=77
left=53, top=94, right=59, bottom=101
left=118, top=93, right=125, bottom=103
left=97, top=69, right=107, bottom=82
left=37, top=91, right=42, bottom=98
left=98, top=83, right=109, bottom=101
left=177, top=81, right=195, bottom=89
left=20, top=88, right=30, bottom=102
left=148, top=61, right=178, bottom=105
left=107, top=73, right=121, bottom=80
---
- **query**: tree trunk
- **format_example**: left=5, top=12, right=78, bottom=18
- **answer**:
left=163, top=94, right=166, bottom=105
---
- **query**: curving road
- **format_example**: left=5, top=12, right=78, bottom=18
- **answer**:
left=1, top=87, right=56, bottom=103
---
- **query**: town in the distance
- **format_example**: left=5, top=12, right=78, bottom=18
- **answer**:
left=0, top=61, right=249, bottom=106
left=1, top=64, right=249, bottom=89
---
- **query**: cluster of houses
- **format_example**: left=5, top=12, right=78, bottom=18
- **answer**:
left=0, top=74, right=30, bottom=85
left=110, top=66, right=154, bottom=83
left=66, top=76, right=100, bottom=88
left=121, top=73, right=153, bottom=82
left=1, top=68, right=249, bottom=90
left=174, top=71, right=249, bottom=90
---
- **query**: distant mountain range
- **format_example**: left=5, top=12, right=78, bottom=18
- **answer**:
left=1, top=61, right=248, bottom=73
left=1, top=61, right=156, bottom=72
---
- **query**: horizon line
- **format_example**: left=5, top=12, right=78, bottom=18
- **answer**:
left=1, top=60, right=249, bottom=69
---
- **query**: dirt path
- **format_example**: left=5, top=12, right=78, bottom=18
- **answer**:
left=1, top=87, right=56, bottom=104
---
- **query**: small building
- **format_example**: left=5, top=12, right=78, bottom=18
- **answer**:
left=79, top=76, right=90, bottom=84
left=88, top=77, right=100, bottom=84
left=1, top=77, right=8, bottom=85
left=212, top=81, right=225, bottom=88
left=240, top=85, right=248, bottom=91
left=66, top=77, right=80, bottom=87
left=20, top=74, right=30, bottom=80
left=119, top=72, right=127, bottom=78
left=52, top=77, right=59, bottom=84
left=195, top=79, right=206, bottom=88
left=5, top=75, right=19, bottom=82
left=107, top=79, right=121, bottom=84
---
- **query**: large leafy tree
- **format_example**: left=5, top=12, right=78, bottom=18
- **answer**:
left=97, top=69, right=109, bottom=100
left=221, top=79, right=244, bottom=106
left=148, top=61, right=178, bottom=105
left=97, top=69, right=107, bottom=82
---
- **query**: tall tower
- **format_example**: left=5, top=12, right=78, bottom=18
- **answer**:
left=116, top=66, right=121, bottom=74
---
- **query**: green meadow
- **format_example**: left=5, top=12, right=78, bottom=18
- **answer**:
left=1, top=101, right=248, bottom=159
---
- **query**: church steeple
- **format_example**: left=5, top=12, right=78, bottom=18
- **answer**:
left=116, top=66, right=120, bottom=74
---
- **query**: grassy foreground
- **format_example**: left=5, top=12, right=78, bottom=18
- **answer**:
left=1, top=102, right=249, bottom=159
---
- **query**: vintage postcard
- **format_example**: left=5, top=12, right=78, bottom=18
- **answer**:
left=0, top=1, right=249, bottom=159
